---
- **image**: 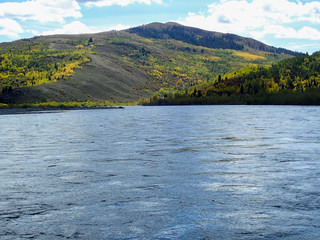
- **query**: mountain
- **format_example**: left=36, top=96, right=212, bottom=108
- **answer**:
left=0, top=22, right=299, bottom=104
left=146, top=51, right=320, bottom=105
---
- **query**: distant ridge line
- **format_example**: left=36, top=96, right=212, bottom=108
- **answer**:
left=127, top=22, right=301, bottom=56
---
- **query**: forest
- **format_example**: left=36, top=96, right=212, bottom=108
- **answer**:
left=144, top=51, right=320, bottom=105
left=0, top=40, right=93, bottom=95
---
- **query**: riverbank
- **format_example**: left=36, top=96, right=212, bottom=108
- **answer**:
left=0, top=103, right=124, bottom=115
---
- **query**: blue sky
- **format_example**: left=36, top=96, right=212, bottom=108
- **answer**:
left=0, top=0, right=320, bottom=53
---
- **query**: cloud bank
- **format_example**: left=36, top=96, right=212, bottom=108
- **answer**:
left=0, top=0, right=161, bottom=39
left=178, top=0, right=320, bottom=41
left=42, top=21, right=130, bottom=35
left=0, top=19, right=24, bottom=38
left=0, top=0, right=82, bottom=38
left=78, top=0, right=162, bottom=7
left=0, top=0, right=82, bottom=23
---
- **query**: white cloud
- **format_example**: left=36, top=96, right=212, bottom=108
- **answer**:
left=83, top=0, right=162, bottom=7
left=0, top=0, right=82, bottom=23
left=107, top=24, right=131, bottom=31
left=251, top=25, right=320, bottom=41
left=42, top=22, right=131, bottom=36
left=290, top=43, right=320, bottom=52
left=0, top=19, right=24, bottom=38
left=297, top=26, right=320, bottom=40
left=42, top=21, right=94, bottom=35
left=178, top=0, right=320, bottom=40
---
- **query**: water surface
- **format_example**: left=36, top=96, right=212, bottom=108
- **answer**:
left=1, top=106, right=320, bottom=239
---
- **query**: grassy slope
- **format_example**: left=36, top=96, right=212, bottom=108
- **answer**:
left=0, top=23, right=296, bottom=104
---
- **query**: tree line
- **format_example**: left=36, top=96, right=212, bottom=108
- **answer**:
left=143, top=51, right=320, bottom=105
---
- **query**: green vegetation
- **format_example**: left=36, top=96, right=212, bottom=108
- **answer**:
left=0, top=100, right=134, bottom=109
left=66, top=37, right=94, bottom=46
left=0, top=22, right=301, bottom=104
left=0, top=40, right=93, bottom=94
left=107, top=32, right=291, bottom=93
left=144, top=51, right=320, bottom=105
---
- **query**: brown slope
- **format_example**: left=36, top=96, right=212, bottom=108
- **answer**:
left=1, top=42, right=150, bottom=104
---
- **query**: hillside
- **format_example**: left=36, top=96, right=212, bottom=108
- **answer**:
left=0, top=22, right=298, bottom=104
left=145, top=51, right=320, bottom=105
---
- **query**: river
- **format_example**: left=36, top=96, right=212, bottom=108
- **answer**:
left=1, top=105, right=320, bottom=239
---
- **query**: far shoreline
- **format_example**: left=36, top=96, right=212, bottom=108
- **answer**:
left=0, top=105, right=124, bottom=115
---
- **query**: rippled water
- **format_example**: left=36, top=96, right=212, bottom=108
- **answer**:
left=1, top=105, right=320, bottom=239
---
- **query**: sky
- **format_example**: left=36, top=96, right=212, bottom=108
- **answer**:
left=0, top=0, right=320, bottom=53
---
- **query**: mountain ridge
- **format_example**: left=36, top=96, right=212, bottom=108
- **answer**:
left=127, top=22, right=300, bottom=56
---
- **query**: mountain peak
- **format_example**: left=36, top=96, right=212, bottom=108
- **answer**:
left=132, top=22, right=182, bottom=30
left=165, top=22, right=183, bottom=26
